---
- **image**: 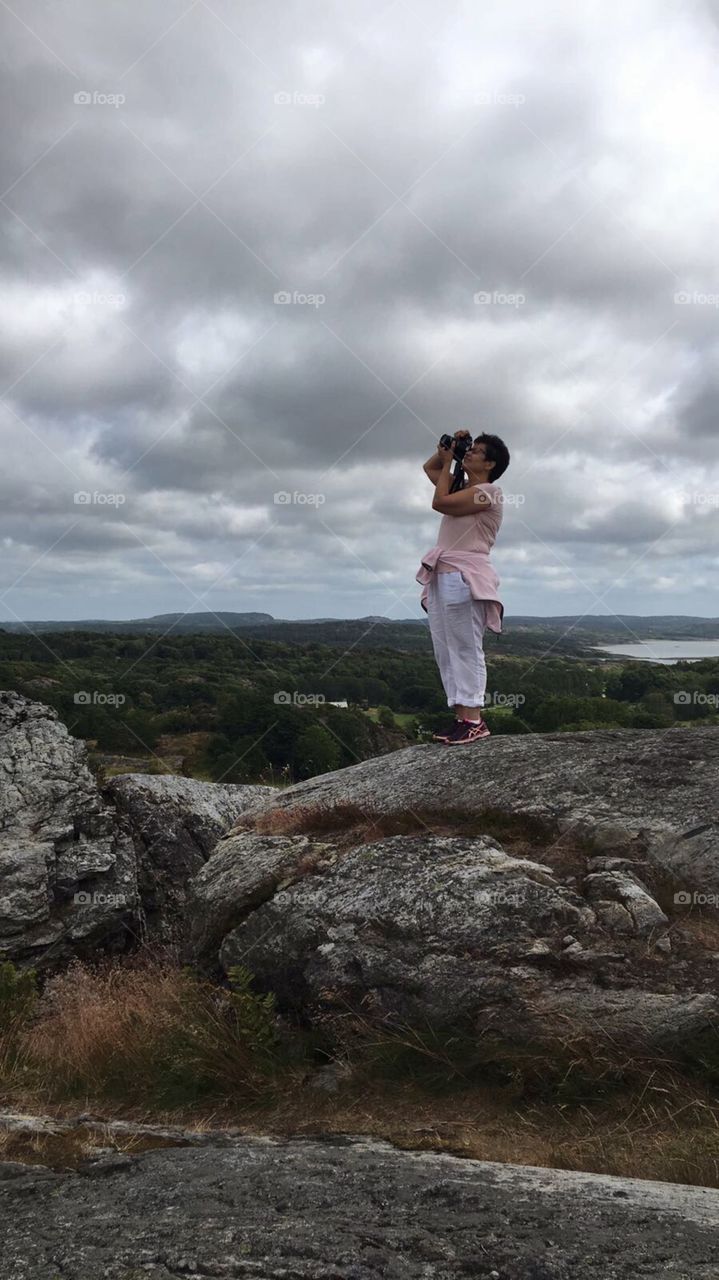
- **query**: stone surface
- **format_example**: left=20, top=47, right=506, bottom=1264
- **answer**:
left=0, top=693, right=276, bottom=964
left=1, top=1133, right=718, bottom=1278
left=228, top=727, right=719, bottom=895
left=0, top=690, right=139, bottom=965
left=214, top=833, right=712, bottom=1053
left=105, top=773, right=275, bottom=939
left=188, top=831, right=335, bottom=963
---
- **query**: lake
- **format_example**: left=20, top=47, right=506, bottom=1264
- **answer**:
left=594, top=640, right=719, bottom=664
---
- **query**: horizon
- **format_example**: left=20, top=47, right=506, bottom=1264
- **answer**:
left=4, top=608, right=719, bottom=626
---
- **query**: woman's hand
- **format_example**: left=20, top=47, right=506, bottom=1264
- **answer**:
left=439, top=429, right=471, bottom=459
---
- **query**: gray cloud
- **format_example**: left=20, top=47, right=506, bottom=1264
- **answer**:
left=1, top=0, right=719, bottom=624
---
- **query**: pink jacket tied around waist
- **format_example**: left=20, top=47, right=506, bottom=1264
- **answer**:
left=416, top=481, right=504, bottom=634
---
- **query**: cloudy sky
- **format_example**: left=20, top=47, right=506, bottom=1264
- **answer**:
left=2, top=0, right=718, bottom=624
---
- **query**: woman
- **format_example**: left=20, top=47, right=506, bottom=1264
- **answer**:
left=416, top=429, right=510, bottom=745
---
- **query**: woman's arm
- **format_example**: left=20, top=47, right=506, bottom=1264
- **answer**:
left=432, top=447, right=493, bottom=515
left=423, top=431, right=471, bottom=484
left=423, top=449, right=443, bottom=484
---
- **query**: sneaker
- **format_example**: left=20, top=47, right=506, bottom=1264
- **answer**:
left=446, top=717, right=491, bottom=745
left=432, top=718, right=462, bottom=742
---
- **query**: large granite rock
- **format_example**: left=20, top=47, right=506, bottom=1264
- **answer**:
left=104, top=773, right=274, bottom=940
left=227, top=726, right=719, bottom=895
left=1, top=1131, right=718, bottom=1278
left=0, top=691, right=139, bottom=965
left=206, top=832, right=716, bottom=1054
left=0, top=692, right=275, bottom=964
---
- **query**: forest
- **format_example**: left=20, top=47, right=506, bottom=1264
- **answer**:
left=1, top=628, right=717, bottom=785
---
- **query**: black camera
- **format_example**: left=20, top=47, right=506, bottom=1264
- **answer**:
left=439, top=433, right=472, bottom=462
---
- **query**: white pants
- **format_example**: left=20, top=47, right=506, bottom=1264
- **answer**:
left=427, top=571, right=488, bottom=708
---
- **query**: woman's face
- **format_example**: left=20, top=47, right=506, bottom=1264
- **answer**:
left=464, top=439, right=492, bottom=478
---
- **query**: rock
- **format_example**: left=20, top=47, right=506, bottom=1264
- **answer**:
left=656, top=935, right=672, bottom=954
left=587, top=856, right=649, bottom=873
left=651, top=821, right=719, bottom=896
left=0, top=693, right=277, bottom=965
left=188, top=831, right=334, bottom=963
left=1, top=1133, right=719, bottom=1278
left=0, top=690, right=139, bottom=965
left=212, top=833, right=713, bottom=1055
left=584, top=871, right=668, bottom=935
left=104, top=774, right=275, bottom=940
left=594, top=901, right=635, bottom=934
left=228, top=727, right=719, bottom=897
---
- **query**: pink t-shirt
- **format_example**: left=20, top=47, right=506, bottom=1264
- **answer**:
left=416, top=483, right=504, bottom=632
left=436, top=483, right=503, bottom=554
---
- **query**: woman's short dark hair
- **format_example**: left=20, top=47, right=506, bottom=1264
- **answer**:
left=475, top=432, right=510, bottom=481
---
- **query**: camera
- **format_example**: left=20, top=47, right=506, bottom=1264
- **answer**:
left=440, top=433, right=472, bottom=462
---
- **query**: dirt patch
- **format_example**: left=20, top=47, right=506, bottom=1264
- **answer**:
left=0, top=1124, right=190, bottom=1171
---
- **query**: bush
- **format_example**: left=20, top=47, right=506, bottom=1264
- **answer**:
left=21, top=956, right=302, bottom=1107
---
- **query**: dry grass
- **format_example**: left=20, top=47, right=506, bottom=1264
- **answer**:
left=3, top=956, right=297, bottom=1109
left=250, top=802, right=592, bottom=879
left=2, top=954, right=719, bottom=1186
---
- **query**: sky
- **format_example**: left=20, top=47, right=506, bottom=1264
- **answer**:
left=1, top=0, right=719, bottom=624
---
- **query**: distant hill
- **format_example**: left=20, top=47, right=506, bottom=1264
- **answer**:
left=1, top=612, right=718, bottom=658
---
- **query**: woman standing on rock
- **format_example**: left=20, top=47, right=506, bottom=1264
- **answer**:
left=417, top=430, right=510, bottom=745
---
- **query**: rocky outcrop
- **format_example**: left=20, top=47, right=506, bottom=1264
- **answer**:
left=0, top=692, right=274, bottom=964
left=194, top=831, right=716, bottom=1055
left=189, top=728, right=719, bottom=1057
left=3, top=692, right=718, bottom=1061
left=227, top=726, right=719, bottom=895
left=104, top=774, right=274, bottom=940
left=0, top=691, right=139, bottom=965
left=2, top=1132, right=719, bottom=1278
